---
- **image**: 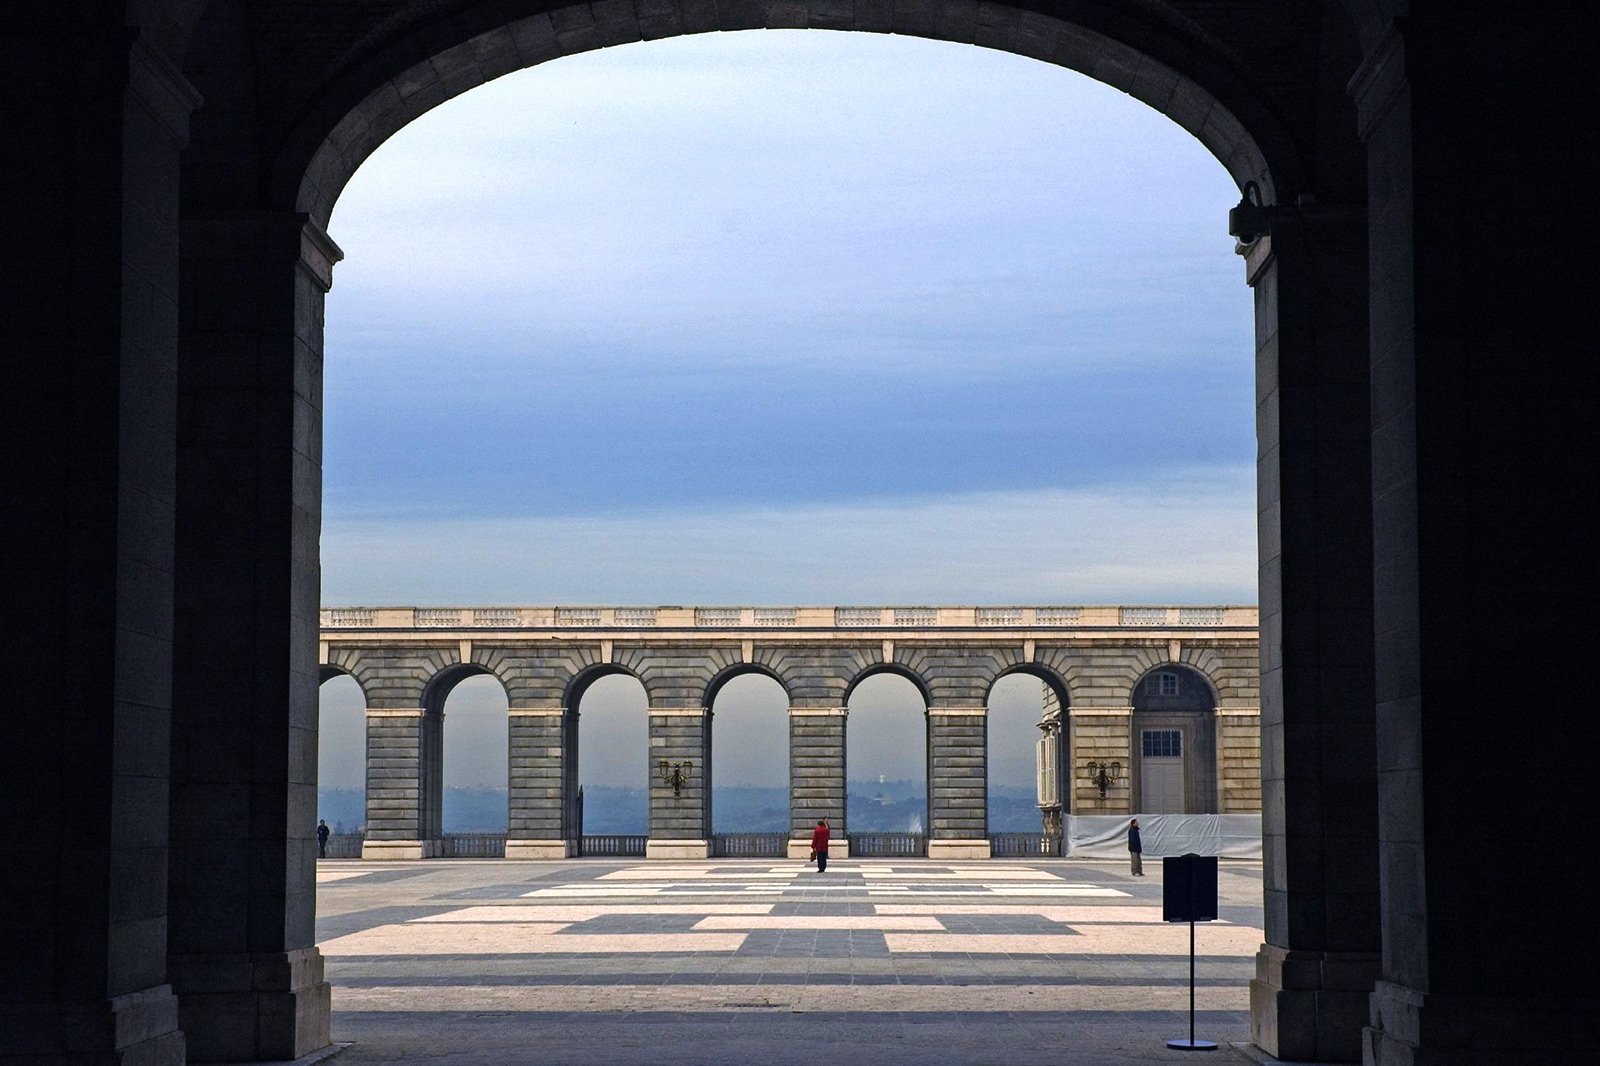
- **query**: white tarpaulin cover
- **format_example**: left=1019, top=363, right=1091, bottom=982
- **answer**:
left=1066, top=814, right=1262, bottom=859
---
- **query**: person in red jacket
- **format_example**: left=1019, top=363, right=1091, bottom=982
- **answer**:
left=810, top=819, right=831, bottom=873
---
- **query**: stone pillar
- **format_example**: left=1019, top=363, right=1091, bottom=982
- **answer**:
left=789, top=706, right=848, bottom=858
left=927, top=707, right=990, bottom=859
left=168, top=211, right=338, bottom=1059
left=1, top=28, right=194, bottom=1065
left=1244, top=202, right=1381, bottom=1062
left=647, top=707, right=709, bottom=859
left=358, top=709, right=436, bottom=859
left=506, top=707, right=571, bottom=859
left=1069, top=708, right=1133, bottom=813
left=1352, top=16, right=1594, bottom=1063
left=1216, top=707, right=1263, bottom=813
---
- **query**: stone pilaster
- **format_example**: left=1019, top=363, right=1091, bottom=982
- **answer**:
left=927, top=707, right=989, bottom=859
left=1243, top=194, right=1379, bottom=1063
left=1069, top=708, right=1133, bottom=813
left=506, top=707, right=571, bottom=859
left=360, top=709, right=436, bottom=859
left=170, top=208, right=337, bottom=1059
left=1216, top=707, right=1262, bottom=813
left=789, top=707, right=848, bottom=858
left=1351, top=14, right=1595, bottom=1063
left=647, top=707, right=709, bottom=859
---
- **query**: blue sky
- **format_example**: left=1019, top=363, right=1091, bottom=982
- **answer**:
left=315, top=30, right=1257, bottom=791
left=320, top=28, right=1256, bottom=609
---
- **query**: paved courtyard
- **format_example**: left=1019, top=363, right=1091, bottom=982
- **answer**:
left=317, top=857, right=1267, bottom=1065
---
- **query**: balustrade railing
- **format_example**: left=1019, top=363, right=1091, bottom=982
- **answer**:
left=694, top=607, right=743, bottom=627
left=753, top=608, right=797, bottom=626
left=556, top=607, right=602, bottom=626
left=441, top=833, right=507, bottom=858
left=710, top=833, right=789, bottom=857
left=1178, top=607, right=1225, bottom=625
left=835, top=607, right=882, bottom=627
left=849, top=832, right=927, bottom=857
left=579, top=834, right=648, bottom=857
left=1120, top=607, right=1170, bottom=626
left=989, top=832, right=1063, bottom=857
left=1034, top=607, right=1082, bottom=625
left=892, top=607, right=937, bottom=626
left=416, top=608, right=461, bottom=627
left=976, top=607, right=1024, bottom=626
left=614, top=607, right=658, bottom=626
left=321, top=832, right=365, bottom=858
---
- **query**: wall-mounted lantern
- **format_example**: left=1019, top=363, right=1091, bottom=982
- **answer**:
left=1085, top=760, right=1121, bottom=798
left=658, top=759, right=692, bottom=797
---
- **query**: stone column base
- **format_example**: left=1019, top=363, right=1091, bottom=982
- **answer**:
left=505, top=839, right=573, bottom=860
left=9, top=985, right=187, bottom=1063
left=1364, top=980, right=1594, bottom=1065
left=1249, top=944, right=1379, bottom=1063
left=171, top=947, right=330, bottom=1062
left=788, top=838, right=850, bottom=859
left=360, top=838, right=439, bottom=859
left=928, top=839, right=993, bottom=860
left=646, top=839, right=711, bottom=859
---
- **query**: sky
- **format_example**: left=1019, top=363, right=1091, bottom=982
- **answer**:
left=315, top=29, right=1256, bottom=793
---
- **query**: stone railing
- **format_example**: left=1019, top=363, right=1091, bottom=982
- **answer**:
left=319, top=604, right=1258, bottom=629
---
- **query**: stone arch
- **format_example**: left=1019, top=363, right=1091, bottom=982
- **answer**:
left=564, top=662, right=652, bottom=841
left=271, top=2, right=1310, bottom=230
left=987, top=662, right=1072, bottom=828
left=1129, top=660, right=1217, bottom=814
left=843, top=661, right=933, bottom=706
left=703, top=661, right=791, bottom=708
left=317, top=661, right=367, bottom=700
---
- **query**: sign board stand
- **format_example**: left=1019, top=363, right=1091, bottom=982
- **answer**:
left=1163, top=853, right=1219, bottom=1052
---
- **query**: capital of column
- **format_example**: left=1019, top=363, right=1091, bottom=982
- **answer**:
left=1070, top=706, right=1134, bottom=718
left=789, top=706, right=846, bottom=716
left=928, top=705, right=987, bottom=717
left=180, top=211, right=344, bottom=292
left=648, top=706, right=707, bottom=717
left=508, top=706, right=566, bottom=717
left=364, top=707, right=424, bottom=718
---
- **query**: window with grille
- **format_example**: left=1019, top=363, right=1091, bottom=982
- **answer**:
left=1142, top=729, right=1183, bottom=757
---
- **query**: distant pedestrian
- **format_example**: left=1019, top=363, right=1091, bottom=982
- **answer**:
left=317, top=819, right=330, bottom=859
left=810, top=819, right=831, bottom=873
left=1128, top=818, right=1143, bottom=876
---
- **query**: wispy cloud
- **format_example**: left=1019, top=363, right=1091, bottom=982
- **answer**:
left=322, top=468, right=1256, bottom=606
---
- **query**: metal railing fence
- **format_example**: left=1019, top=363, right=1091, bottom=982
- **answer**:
left=578, top=834, right=648, bottom=857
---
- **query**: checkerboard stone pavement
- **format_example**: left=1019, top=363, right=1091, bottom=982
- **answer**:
left=316, top=858, right=1269, bottom=1065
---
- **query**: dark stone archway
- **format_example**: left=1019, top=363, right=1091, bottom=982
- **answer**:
left=10, top=2, right=1592, bottom=1064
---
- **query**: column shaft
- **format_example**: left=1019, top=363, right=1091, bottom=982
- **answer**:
left=928, top=708, right=990, bottom=859
left=647, top=708, right=709, bottom=858
left=361, top=709, right=433, bottom=858
left=169, top=212, right=336, bottom=1059
left=1, top=27, right=193, bottom=1064
left=506, top=709, right=571, bottom=859
left=1355, top=14, right=1596, bottom=1062
left=789, top=708, right=847, bottom=858
left=1247, top=203, right=1380, bottom=1063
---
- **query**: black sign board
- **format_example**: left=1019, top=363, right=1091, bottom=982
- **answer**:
left=1163, top=854, right=1219, bottom=922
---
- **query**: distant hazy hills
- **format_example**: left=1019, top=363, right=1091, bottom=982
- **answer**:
left=317, top=780, right=1042, bottom=835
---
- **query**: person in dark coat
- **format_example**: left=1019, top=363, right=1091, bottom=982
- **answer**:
left=317, top=819, right=331, bottom=859
left=1128, top=818, right=1143, bottom=876
left=810, top=819, right=831, bottom=873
